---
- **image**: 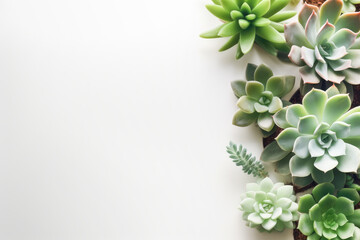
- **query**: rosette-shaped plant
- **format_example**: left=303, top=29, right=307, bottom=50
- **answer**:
left=261, top=88, right=360, bottom=187
left=298, top=183, right=360, bottom=239
left=232, top=64, right=295, bottom=133
left=343, top=0, right=360, bottom=13
left=284, top=0, right=360, bottom=87
left=239, top=177, right=299, bottom=232
left=200, top=0, right=296, bottom=59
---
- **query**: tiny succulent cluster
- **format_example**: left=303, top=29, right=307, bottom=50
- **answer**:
left=201, top=0, right=296, bottom=58
left=239, top=178, right=299, bottom=232
left=226, top=142, right=268, bottom=178
left=298, top=183, right=360, bottom=239
left=232, top=64, right=295, bottom=133
left=285, top=0, right=360, bottom=89
left=262, top=88, right=360, bottom=187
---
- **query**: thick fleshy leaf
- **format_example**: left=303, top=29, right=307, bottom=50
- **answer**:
left=236, top=44, right=244, bottom=59
left=318, top=194, right=337, bottom=211
left=220, top=0, right=240, bottom=12
left=258, top=112, right=274, bottom=132
left=326, top=46, right=348, bottom=61
left=298, top=115, right=318, bottom=135
left=281, top=76, right=295, bottom=97
left=206, top=5, right=232, bottom=21
left=301, top=47, right=316, bottom=68
left=256, top=25, right=285, bottom=44
left=240, top=25, right=255, bottom=54
left=254, top=64, right=273, bottom=85
left=237, top=96, right=256, bottom=113
left=252, top=0, right=270, bottom=18
left=336, top=143, right=360, bottom=173
left=298, top=214, right=314, bottom=236
left=311, top=167, right=334, bottom=183
left=268, top=97, right=282, bottom=114
left=323, top=94, right=351, bottom=124
left=273, top=108, right=291, bottom=128
left=303, top=89, right=327, bottom=120
left=219, top=34, right=240, bottom=51
left=200, top=25, right=223, bottom=38
left=338, top=189, right=360, bottom=205
left=230, top=10, right=244, bottom=20
left=314, top=153, right=338, bottom=173
left=312, top=182, right=335, bottom=202
left=289, top=154, right=313, bottom=177
left=337, top=223, right=355, bottom=239
left=260, top=177, right=273, bottom=191
left=286, top=104, right=307, bottom=127
left=261, top=141, right=290, bottom=162
left=293, top=136, right=312, bottom=159
left=265, top=76, right=285, bottom=96
left=344, top=69, right=360, bottom=85
left=300, top=66, right=321, bottom=84
left=327, top=69, right=345, bottom=84
left=305, top=11, right=318, bottom=46
left=254, top=102, right=268, bottom=113
left=218, top=22, right=240, bottom=37
left=269, top=11, right=296, bottom=22
left=309, top=139, right=325, bottom=157
left=263, top=0, right=292, bottom=18
left=276, top=128, right=299, bottom=151
left=238, top=19, right=250, bottom=30
left=335, top=12, right=360, bottom=33
left=348, top=210, right=360, bottom=227
left=330, top=121, right=350, bottom=139
left=344, top=49, right=360, bottom=68
left=298, top=3, right=320, bottom=28
left=245, top=81, right=264, bottom=99
left=253, top=18, right=271, bottom=27
left=328, top=59, right=352, bottom=72
left=277, top=185, right=294, bottom=199
left=288, top=46, right=305, bottom=66
left=275, top=154, right=292, bottom=175
left=315, top=62, right=328, bottom=80
left=343, top=1, right=356, bottom=13
left=315, top=46, right=325, bottom=63
left=330, top=29, right=357, bottom=50
left=248, top=212, right=263, bottom=224
left=335, top=197, right=355, bottom=215
left=327, top=139, right=346, bottom=157
left=240, top=198, right=255, bottom=212
left=231, top=80, right=246, bottom=98
left=316, top=21, right=335, bottom=44
left=342, top=113, right=360, bottom=139
left=319, top=0, right=343, bottom=26
left=233, top=110, right=258, bottom=126
left=284, top=22, right=312, bottom=48
left=262, top=219, right=277, bottom=231
left=246, top=63, right=257, bottom=81
left=293, top=175, right=313, bottom=187
left=298, top=194, right=316, bottom=213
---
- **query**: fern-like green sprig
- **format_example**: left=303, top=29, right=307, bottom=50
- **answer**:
left=226, top=142, right=268, bottom=178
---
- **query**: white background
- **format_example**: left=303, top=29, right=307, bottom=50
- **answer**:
left=0, top=0, right=302, bottom=239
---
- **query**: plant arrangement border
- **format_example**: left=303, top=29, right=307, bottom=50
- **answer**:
left=202, top=0, right=360, bottom=239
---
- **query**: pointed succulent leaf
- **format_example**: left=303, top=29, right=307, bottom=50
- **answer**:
left=237, top=96, right=256, bottom=113
left=305, top=11, right=318, bottom=46
left=316, top=21, right=335, bottom=44
left=256, top=25, right=285, bottom=44
left=274, top=108, right=291, bottom=129
left=254, top=64, right=273, bottom=85
left=233, top=110, right=257, bottom=126
left=258, top=112, right=275, bottom=132
left=240, top=26, right=256, bottom=54
left=265, top=76, right=285, bottom=97
left=200, top=25, right=223, bottom=38
left=269, top=11, right=296, bottom=22
left=298, top=214, right=314, bottom=236
left=330, top=29, right=357, bottom=50
left=298, top=115, right=318, bottom=135
left=312, top=183, right=335, bottom=202
left=335, top=197, right=355, bottom=216
left=286, top=104, right=307, bottom=127
left=319, top=0, right=343, bottom=26
left=218, top=21, right=240, bottom=37
left=335, top=12, right=360, bottom=33
left=252, top=0, right=270, bottom=18
left=290, top=154, right=313, bottom=177
left=206, top=5, right=232, bottom=21
left=264, top=0, right=291, bottom=18
left=220, top=0, right=240, bottom=12
left=288, top=46, right=305, bottom=66
left=298, top=3, right=319, bottom=28
left=284, top=22, right=312, bottom=48
left=268, top=97, right=282, bottom=114
left=245, top=81, right=264, bottom=99
left=299, top=66, right=320, bottom=84
left=219, top=34, right=240, bottom=51
left=338, top=189, right=360, bottom=205
left=298, top=194, right=316, bottom=213
left=276, top=128, right=299, bottom=151
left=246, top=63, right=258, bottom=81
left=336, top=144, right=360, bottom=173
left=323, top=94, right=351, bottom=124
left=261, top=141, right=290, bottom=163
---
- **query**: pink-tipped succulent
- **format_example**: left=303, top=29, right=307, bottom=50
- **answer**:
left=284, top=0, right=360, bottom=88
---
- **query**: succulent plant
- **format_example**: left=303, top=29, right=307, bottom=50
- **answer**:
left=343, top=0, right=360, bottom=13
left=284, top=0, right=360, bottom=89
left=232, top=63, right=295, bottom=133
left=200, top=0, right=296, bottom=59
left=298, top=183, right=360, bottom=239
left=239, top=177, right=299, bottom=232
left=261, top=88, right=360, bottom=188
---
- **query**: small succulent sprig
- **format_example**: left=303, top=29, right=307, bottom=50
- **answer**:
left=343, top=0, right=360, bottom=12
left=284, top=0, right=360, bottom=93
left=200, top=0, right=296, bottom=59
left=298, top=183, right=360, bottom=239
left=261, top=87, right=360, bottom=188
left=227, top=142, right=268, bottom=178
left=239, top=177, right=299, bottom=232
left=232, top=63, right=295, bottom=134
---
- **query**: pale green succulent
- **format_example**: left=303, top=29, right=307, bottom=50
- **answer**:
left=261, top=88, right=360, bottom=188
left=298, top=183, right=360, bottom=240
left=200, top=0, right=296, bottom=59
left=284, top=0, right=360, bottom=88
left=343, top=0, right=360, bottom=13
left=232, top=64, right=295, bottom=133
left=239, top=177, right=299, bottom=232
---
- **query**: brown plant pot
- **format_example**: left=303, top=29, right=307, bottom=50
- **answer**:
left=303, top=0, right=360, bottom=11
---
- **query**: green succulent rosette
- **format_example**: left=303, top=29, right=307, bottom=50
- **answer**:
left=231, top=64, right=295, bottom=134
left=284, top=0, right=360, bottom=90
left=261, top=88, right=360, bottom=188
left=201, top=0, right=296, bottom=59
left=239, top=177, right=299, bottom=232
left=298, top=183, right=360, bottom=239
